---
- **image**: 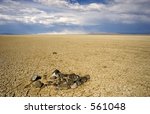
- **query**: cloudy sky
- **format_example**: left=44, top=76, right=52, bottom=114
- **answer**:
left=0, top=0, right=150, bottom=34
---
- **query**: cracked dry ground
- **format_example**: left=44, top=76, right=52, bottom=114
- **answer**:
left=0, top=35, right=150, bottom=97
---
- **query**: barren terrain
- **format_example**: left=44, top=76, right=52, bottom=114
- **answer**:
left=0, top=35, right=150, bottom=97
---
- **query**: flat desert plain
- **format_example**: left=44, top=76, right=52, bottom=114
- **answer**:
left=0, top=35, right=150, bottom=97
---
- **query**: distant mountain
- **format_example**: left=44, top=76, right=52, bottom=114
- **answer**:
left=0, top=33, right=16, bottom=35
left=0, top=32, right=150, bottom=35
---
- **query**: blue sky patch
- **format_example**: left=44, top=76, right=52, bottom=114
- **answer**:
left=69, top=0, right=107, bottom=4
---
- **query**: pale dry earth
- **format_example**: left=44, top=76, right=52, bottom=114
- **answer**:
left=0, top=35, right=150, bottom=97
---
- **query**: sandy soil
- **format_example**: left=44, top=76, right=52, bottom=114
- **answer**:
left=0, top=35, right=150, bottom=97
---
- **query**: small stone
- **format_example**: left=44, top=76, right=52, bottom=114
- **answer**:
left=80, top=76, right=90, bottom=83
left=31, top=75, right=41, bottom=82
left=85, top=75, right=90, bottom=80
left=70, top=83, right=78, bottom=89
left=68, top=73, right=80, bottom=81
left=51, top=69, right=60, bottom=78
left=76, top=80, right=82, bottom=86
left=80, top=77, right=87, bottom=83
left=52, top=52, right=57, bottom=54
left=76, top=75, right=90, bottom=85
left=32, top=81, right=43, bottom=88
left=55, top=83, right=70, bottom=90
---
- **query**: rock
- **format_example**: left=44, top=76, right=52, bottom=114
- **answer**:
left=54, top=82, right=70, bottom=90
left=50, top=69, right=90, bottom=89
left=31, top=75, right=41, bottom=82
left=85, top=75, right=90, bottom=80
left=72, top=75, right=90, bottom=87
left=62, top=73, right=80, bottom=86
left=32, top=81, right=44, bottom=88
left=76, top=79, right=82, bottom=86
left=51, top=69, right=61, bottom=78
left=70, top=83, right=78, bottom=89
left=80, top=76, right=89, bottom=83
left=68, top=73, right=80, bottom=81
left=52, top=52, right=57, bottom=54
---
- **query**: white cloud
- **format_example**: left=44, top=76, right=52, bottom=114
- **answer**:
left=33, top=0, right=68, bottom=7
left=40, top=29, right=86, bottom=34
left=0, top=0, right=81, bottom=25
left=0, top=0, right=150, bottom=27
left=32, top=0, right=150, bottom=24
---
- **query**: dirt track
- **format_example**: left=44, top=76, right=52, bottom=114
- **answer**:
left=0, top=35, right=150, bottom=97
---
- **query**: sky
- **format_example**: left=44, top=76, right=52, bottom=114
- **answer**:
left=0, top=0, right=150, bottom=34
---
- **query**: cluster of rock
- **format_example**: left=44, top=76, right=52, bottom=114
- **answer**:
left=30, top=69, right=90, bottom=90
